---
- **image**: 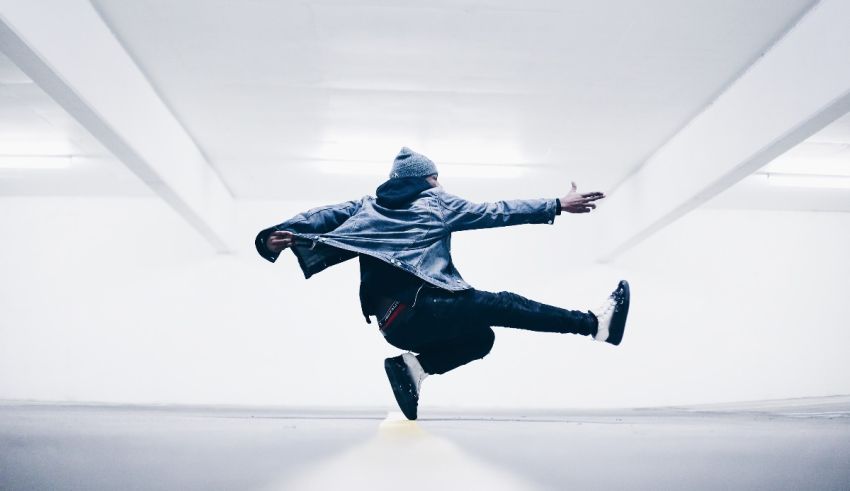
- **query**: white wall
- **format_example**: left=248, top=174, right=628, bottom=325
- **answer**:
left=1, top=195, right=848, bottom=409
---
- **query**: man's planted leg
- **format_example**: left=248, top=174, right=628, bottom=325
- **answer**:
left=414, top=326, right=495, bottom=375
left=384, top=325, right=495, bottom=420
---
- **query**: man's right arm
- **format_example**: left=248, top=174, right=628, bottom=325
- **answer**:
left=255, top=199, right=362, bottom=263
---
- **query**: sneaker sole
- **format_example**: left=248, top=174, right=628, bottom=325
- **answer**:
left=608, top=280, right=630, bottom=346
left=384, top=358, right=418, bottom=420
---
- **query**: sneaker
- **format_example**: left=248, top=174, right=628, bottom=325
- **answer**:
left=592, top=280, right=630, bottom=345
left=384, top=355, right=421, bottom=420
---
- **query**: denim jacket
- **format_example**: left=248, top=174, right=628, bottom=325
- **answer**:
left=255, top=186, right=559, bottom=293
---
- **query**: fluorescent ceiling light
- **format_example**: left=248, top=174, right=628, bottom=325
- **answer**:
left=764, top=173, right=850, bottom=189
left=766, top=158, right=850, bottom=176
left=316, top=138, right=532, bottom=166
left=424, top=141, right=529, bottom=166
left=765, top=142, right=850, bottom=176
left=316, top=162, right=386, bottom=176
left=0, top=139, right=78, bottom=155
left=317, top=161, right=528, bottom=179
left=0, top=156, right=73, bottom=169
left=317, top=139, right=412, bottom=163
left=441, top=164, right=528, bottom=179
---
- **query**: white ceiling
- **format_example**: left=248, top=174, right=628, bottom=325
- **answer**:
left=0, top=51, right=150, bottom=196
left=5, top=0, right=848, bottom=211
left=709, top=111, right=850, bottom=212
left=86, top=0, right=816, bottom=200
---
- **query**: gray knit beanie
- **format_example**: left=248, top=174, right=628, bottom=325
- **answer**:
left=389, top=147, right=438, bottom=179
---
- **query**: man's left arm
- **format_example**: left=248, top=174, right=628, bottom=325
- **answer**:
left=436, top=193, right=560, bottom=232
left=255, top=199, right=363, bottom=262
left=435, top=182, right=604, bottom=233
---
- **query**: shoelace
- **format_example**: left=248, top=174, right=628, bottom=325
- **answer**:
left=596, top=295, right=616, bottom=319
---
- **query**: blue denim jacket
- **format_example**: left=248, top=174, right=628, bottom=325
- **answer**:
left=255, top=186, right=559, bottom=292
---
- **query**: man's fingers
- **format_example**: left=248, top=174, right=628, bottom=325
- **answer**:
left=571, top=181, right=577, bottom=192
left=268, top=238, right=292, bottom=248
left=268, top=230, right=294, bottom=249
left=580, top=196, right=604, bottom=204
left=581, top=192, right=605, bottom=200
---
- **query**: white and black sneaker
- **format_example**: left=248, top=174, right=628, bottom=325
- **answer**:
left=592, top=280, right=630, bottom=346
left=384, top=353, right=428, bottom=420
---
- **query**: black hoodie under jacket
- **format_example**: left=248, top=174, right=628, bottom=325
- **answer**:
left=359, top=177, right=434, bottom=321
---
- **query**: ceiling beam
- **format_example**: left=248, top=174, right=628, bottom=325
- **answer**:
left=0, top=0, right=235, bottom=252
left=597, top=0, right=850, bottom=261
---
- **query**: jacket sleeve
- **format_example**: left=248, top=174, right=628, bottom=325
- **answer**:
left=255, top=199, right=363, bottom=263
left=435, top=191, right=559, bottom=232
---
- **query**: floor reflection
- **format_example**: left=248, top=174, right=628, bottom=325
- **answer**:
left=270, top=412, right=538, bottom=491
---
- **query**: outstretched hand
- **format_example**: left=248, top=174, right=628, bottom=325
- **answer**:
left=266, top=230, right=294, bottom=253
left=560, top=182, right=605, bottom=214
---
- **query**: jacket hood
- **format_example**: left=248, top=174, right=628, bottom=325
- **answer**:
left=375, top=177, right=433, bottom=209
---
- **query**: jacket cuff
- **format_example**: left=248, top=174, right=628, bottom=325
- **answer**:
left=255, top=227, right=281, bottom=263
left=555, top=198, right=562, bottom=215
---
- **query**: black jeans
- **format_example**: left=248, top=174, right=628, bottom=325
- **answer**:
left=383, top=285, right=597, bottom=375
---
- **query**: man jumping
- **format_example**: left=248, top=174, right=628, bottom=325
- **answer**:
left=255, top=147, right=630, bottom=420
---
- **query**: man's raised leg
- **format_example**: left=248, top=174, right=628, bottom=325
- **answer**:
left=418, top=287, right=597, bottom=336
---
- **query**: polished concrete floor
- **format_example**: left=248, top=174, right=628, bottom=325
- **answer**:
left=1, top=397, right=848, bottom=490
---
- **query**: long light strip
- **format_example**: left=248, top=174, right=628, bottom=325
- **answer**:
left=0, top=155, right=73, bottom=169
left=318, top=161, right=528, bottom=179
left=765, top=172, right=850, bottom=189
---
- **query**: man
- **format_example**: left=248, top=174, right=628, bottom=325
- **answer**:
left=255, top=147, right=630, bottom=420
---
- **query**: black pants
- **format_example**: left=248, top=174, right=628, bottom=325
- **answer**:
left=382, top=285, right=597, bottom=375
